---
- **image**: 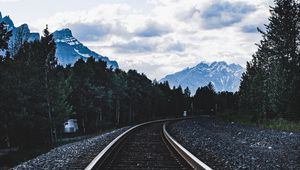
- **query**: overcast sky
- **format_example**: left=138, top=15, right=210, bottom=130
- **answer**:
left=1, top=0, right=274, bottom=79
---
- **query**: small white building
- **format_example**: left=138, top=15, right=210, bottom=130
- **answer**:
left=183, top=111, right=187, bottom=117
left=64, top=119, right=79, bottom=133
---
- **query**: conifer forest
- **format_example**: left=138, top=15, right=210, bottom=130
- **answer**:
left=0, top=0, right=299, bottom=159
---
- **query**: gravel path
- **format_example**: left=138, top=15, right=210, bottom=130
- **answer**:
left=168, top=117, right=300, bottom=170
left=13, top=127, right=130, bottom=170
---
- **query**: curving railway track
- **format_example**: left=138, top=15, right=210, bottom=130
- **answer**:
left=85, top=119, right=211, bottom=170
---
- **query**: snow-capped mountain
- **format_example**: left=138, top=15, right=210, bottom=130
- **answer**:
left=0, top=12, right=40, bottom=56
left=53, top=28, right=118, bottom=69
left=160, top=61, right=245, bottom=94
left=0, top=12, right=118, bottom=69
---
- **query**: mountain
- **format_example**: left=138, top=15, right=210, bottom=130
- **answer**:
left=0, top=12, right=118, bottom=69
left=0, top=12, right=40, bottom=56
left=160, top=61, right=245, bottom=94
left=53, top=28, right=118, bottom=69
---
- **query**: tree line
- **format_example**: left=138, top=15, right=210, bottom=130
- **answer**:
left=1, top=0, right=298, bottom=149
left=0, top=22, right=236, bottom=148
left=239, top=0, right=300, bottom=120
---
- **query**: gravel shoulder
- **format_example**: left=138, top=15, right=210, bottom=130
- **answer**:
left=13, top=126, right=130, bottom=170
left=168, top=117, right=300, bottom=170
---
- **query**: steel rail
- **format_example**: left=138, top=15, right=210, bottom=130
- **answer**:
left=163, top=123, right=212, bottom=170
left=85, top=118, right=174, bottom=170
left=85, top=116, right=210, bottom=170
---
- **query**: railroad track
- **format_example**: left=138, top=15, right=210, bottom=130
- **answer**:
left=85, top=119, right=212, bottom=170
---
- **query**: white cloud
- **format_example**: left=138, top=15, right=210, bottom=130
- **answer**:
left=28, top=0, right=272, bottom=79
left=0, top=0, right=19, bottom=2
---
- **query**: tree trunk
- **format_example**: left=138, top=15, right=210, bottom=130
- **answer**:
left=82, top=118, right=86, bottom=134
left=115, top=98, right=120, bottom=125
left=96, top=109, right=102, bottom=130
left=129, top=102, right=132, bottom=123
left=45, top=54, right=54, bottom=144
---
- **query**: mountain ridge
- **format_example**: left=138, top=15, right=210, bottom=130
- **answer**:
left=0, top=12, right=40, bottom=56
left=53, top=28, right=118, bottom=69
left=160, top=61, right=245, bottom=94
left=0, top=12, right=118, bottom=69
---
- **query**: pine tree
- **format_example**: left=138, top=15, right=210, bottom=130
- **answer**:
left=239, top=0, right=300, bottom=119
left=41, top=25, right=57, bottom=143
left=183, top=87, right=191, bottom=113
left=111, top=69, right=128, bottom=125
left=0, top=56, right=16, bottom=147
left=193, top=82, right=216, bottom=115
left=50, top=66, right=74, bottom=139
left=0, top=22, right=12, bottom=56
left=266, top=0, right=299, bottom=114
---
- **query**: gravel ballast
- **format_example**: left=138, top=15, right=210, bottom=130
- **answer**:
left=13, top=127, right=130, bottom=170
left=168, top=117, right=300, bottom=170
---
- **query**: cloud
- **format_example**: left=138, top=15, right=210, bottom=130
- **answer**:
left=66, top=21, right=129, bottom=41
left=0, top=0, right=19, bottom=2
left=111, top=40, right=158, bottom=53
left=166, top=41, right=186, bottom=52
left=176, top=6, right=202, bottom=21
left=241, top=25, right=258, bottom=33
left=67, top=22, right=112, bottom=41
left=135, top=21, right=172, bottom=37
left=201, top=1, right=256, bottom=29
left=27, top=0, right=272, bottom=79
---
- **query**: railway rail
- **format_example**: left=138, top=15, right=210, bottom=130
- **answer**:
left=85, top=119, right=212, bottom=170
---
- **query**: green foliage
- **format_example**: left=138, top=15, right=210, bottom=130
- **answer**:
left=0, top=27, right=73, bottom=147
left=239, top=0, right=300, bottom=119
left=259, top=118, right=300, bottom=132
left=193, top=82, right=216, bottom=115
left=0, top=24, right=240, bottom=150
left=0, top=22, right=11, bottom=55
left=217, top=112, right=300, bottom=132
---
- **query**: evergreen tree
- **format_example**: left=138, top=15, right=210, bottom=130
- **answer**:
left=0, top=22, right=11, bottom=57
left=239, top=0, right=300, bottom=119
left=50, top=66, right=74, bottom=139
left=0, top=22, right=13, bottom=147
left=111, top=69, right=128, bottom=125
left=193, top=82, right=216, bottom=115
left=42, top=26, right=57, bottom=143
left=183, top=87, right=191, bottom=114
left=0, top=56, right=17, bottom=147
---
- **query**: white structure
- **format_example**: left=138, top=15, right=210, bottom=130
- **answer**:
left=183, top=111, right=187, bottom=117
left=64, top=119, right=79, bottom=133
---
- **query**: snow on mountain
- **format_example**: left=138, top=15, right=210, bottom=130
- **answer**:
left=160, top=61, right=245, bottom=94
left=53, top=28, right=118, bottom=69
left=28, top=33, right=40, bottom=42
left=0, top=12, right=118, bottom=69
left=0, top=12, right=40, bottom=56
left=1, top=15, right=15, bottom=29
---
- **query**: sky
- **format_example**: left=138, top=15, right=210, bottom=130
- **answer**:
left=0, top=0, right=274, bottom=79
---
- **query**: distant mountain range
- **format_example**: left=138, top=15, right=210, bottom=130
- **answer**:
left=160, top=61, right=245, bottom=94
left=1, top=12, right=244, bottom=89
left=0, top=12, right=118, bottom=69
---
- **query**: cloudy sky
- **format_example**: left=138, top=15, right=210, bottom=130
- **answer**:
left=1, top=0, right=273, bottom=79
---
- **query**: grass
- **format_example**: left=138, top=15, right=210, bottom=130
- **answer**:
left=216, top=111, right=300, bottom=132
left=258, top=118, right=300, bottom=132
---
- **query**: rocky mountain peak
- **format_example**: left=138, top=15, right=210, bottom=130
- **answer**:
left=53, top=28, right=73, bottom=39
left=0, top=11, right=118, bottom=69
left=160, top=61, right=245, bottom=94
left=1, top=15, right=15, bottom=29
